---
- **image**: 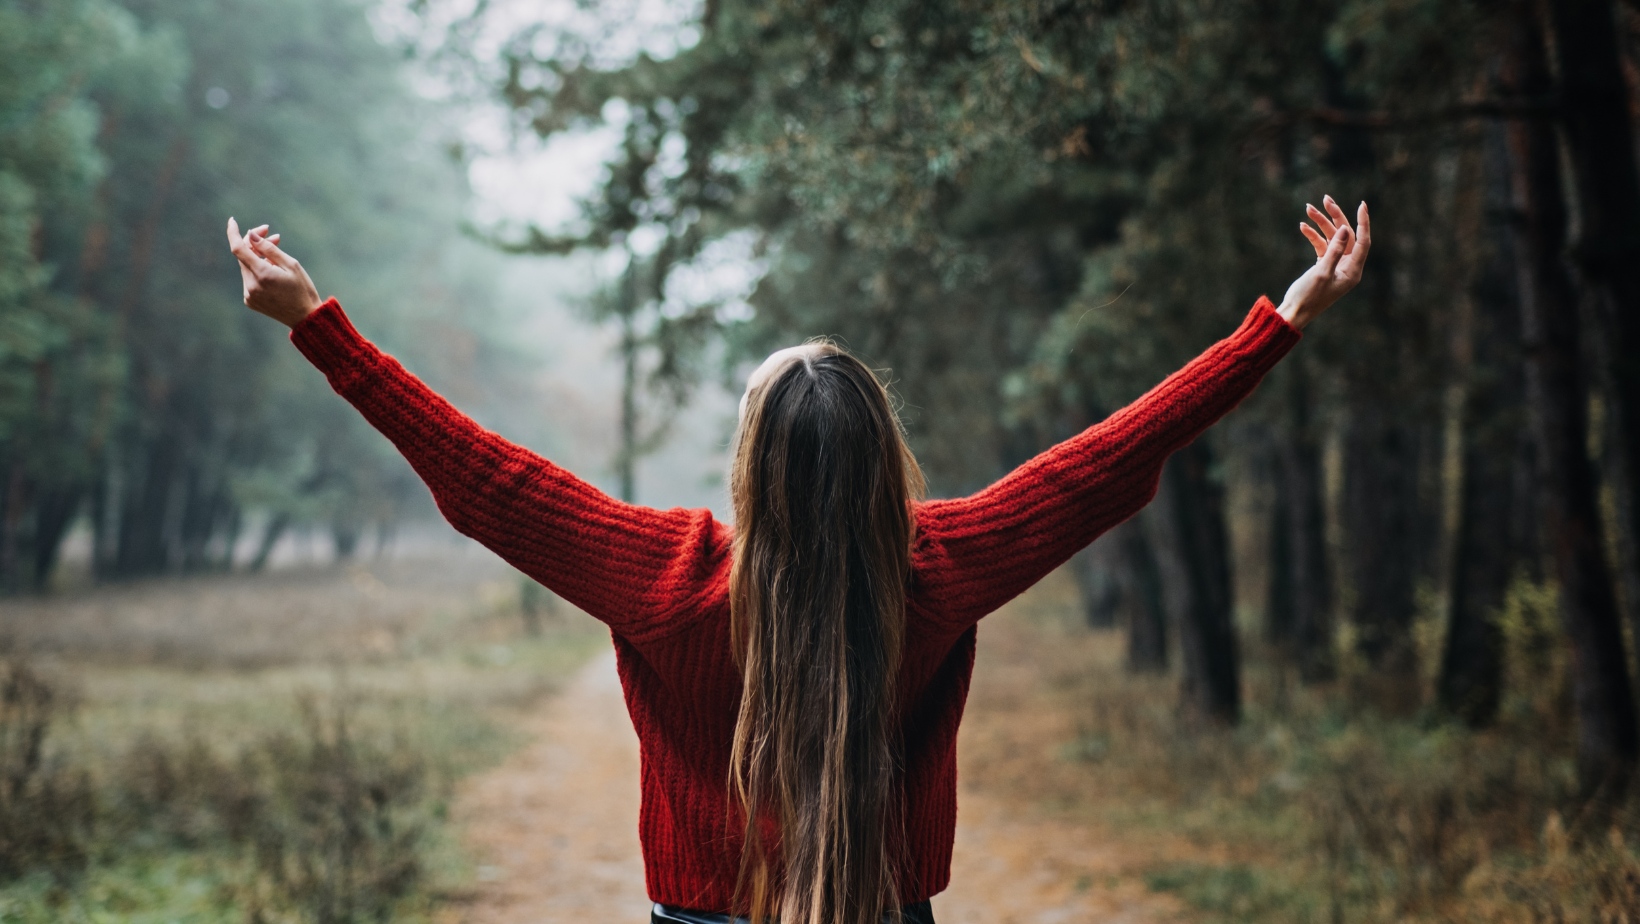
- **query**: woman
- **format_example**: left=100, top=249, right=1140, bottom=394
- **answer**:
left=225, top=196, right=1369, bottom=924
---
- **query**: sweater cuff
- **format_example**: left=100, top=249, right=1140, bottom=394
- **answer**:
left=1239, top=294, right=1303, bottom=352
left=289, top=297, right=378, bottom=389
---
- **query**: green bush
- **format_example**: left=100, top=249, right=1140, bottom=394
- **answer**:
left=1, top=652, right=437, bottom=923
left=0, top=657, right=95, bottom=882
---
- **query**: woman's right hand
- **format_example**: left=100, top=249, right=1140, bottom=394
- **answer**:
left=226, top=217, right=322, bottom=328
left=1276, top=196, right=1371, bottom=330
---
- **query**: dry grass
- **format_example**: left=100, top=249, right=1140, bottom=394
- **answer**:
left=7, top=547, right=1635, bottom=924
left=0, top=551, right=609, bottom=923
left=972, top=568, right=1640, bottom=924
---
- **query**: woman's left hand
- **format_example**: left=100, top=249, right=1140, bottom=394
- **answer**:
left=226, top=217, right=322, bottom=328
left=1277, top=196, right=1371, bottom=330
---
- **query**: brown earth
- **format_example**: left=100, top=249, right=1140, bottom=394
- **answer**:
left=442, top=570, right=1184, bottom=924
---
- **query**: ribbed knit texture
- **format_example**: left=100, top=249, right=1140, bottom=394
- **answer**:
left=290, top=296, right=1300, bottom=909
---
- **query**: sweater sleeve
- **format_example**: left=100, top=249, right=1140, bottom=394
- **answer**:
left=289, top=298, right=729, bottom=643
left=909, top=296, right=1301, bottom=630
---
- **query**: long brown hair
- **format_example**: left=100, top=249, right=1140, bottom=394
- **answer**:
left=728, top=342, right=925, bottom=924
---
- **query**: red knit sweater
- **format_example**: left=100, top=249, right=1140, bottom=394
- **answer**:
left=289, top=295, right=1300, bottom=909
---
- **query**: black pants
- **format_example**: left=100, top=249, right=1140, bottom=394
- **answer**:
left=652, top=900, right=936, bottom=924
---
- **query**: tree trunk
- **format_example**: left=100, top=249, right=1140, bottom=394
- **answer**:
left=1117, top=515, right=1170, bottom=673
left=114, top=433, right=181, bottom=577
left=1072, top=540, right=1122, bottom=629
left=30, top=485, right=81, bottom=590
left=1266, top=468, right=1297, bottom=653
left=1161, top=441, right=1240, bottom=725
left=1601, top=404, right=1640, bottom=641
left=1343, top=403, right=1422, bottom=711
left=616, top=260, right=640, bottom=504
left=1545, top=2, right=1640, bottom=640
left=0, top=460, right=23, bottom=593
left=1275, top=365, right=1335, bottom=683
left=1506, top=0, right=1639, bottom=795
left=249, top=512, right=290, bottom=573
left=1439, top=143, right=1526, bottom=725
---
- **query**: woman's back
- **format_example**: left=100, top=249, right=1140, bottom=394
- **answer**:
left=280, top=293, right=1303, bottom=912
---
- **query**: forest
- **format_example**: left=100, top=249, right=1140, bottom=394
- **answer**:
left=6, top=0, right=1640, bottom=920
left=476, top=0, right=1640, bottom=792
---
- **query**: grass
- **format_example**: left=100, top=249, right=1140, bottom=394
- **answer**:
left=974, top=568, right=1640, bottom=924
left=12, top=550, right=1637, bottom=923
left=0, top=556, right=608, bottom=923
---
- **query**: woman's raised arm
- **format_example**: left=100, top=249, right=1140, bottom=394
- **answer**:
left=910, top=198, right=1369, bottom=630
left=226, top=219, right=729, bottom=643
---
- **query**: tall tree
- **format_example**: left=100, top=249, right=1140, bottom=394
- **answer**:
left=0, top=0, right=133, bottom=591
left=1160, top=442, right=1241, bottom=725
left=1543, top=0, right=1640, bottom=662
left=477, top=0, right=1543, bottom=727
left=1503, top=0, right=1638, bottom=794
left=1115, top=516, right=1170, bottom=673
left=1439, top=126, right=1527, bottom=728
left=1267, top=364, right=1335, bottom=683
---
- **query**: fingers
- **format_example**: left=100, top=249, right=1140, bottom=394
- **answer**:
left=1318, top=221, right=1349, bottom=276
left=1305, top=203, right=1337, bottom=239
left=252, top=234, right=299, bottom=271
left=230, top=237, right=272, bottom=275
left=1322, top=195, right=1349, bottom=233
left=1299, top=221, right=1329, bottom=257
left=227, top=216, right=273, bottom=274
left=1325, top=195, right=1357, bottom=255
left=1335, top=201, right=1372, bottom=282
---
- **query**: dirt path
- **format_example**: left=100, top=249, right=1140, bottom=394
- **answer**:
left=447, top=638, right=1179, bottom=924
left=445, top=650, right=650, bottom=922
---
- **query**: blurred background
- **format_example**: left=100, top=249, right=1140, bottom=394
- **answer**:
left=5, top=0, right=1640, bottom=921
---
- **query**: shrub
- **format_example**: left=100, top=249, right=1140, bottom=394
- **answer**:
left=0, top=656, right=95, bottom=882
left=0, top=650, right=436, bottom=923
left=238, top=695, right=430, bottom=924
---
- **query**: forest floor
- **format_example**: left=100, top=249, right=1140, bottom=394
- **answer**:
left=4, top=549, right=1215, bottom=924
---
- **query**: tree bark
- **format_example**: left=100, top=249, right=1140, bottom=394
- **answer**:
left=113, top=433, right=181, bottom=577
left=1506, top=0, right=1639, bottom=795
left=0, top=461, right=23, bottom=593
left=1343, top=403, right=1423, bottom=711
left=1116, top=515, right=1170, bottom=673
left=1161, top=441, right=1240, bottom=725
left=1545, top=1, right=1640, bottom=638
left=30, top=485, right=81, bottom=590
left=616, top=261, right=639, bottom=504
left=1267, top=468, right=1297, bottom=652
left=1274, top=365, right=1335, bottom=683
left=1439, top=149, right=1525, bottom=725
left=1072, top=540, right=1122, bottom=629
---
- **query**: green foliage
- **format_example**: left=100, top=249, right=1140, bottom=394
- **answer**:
left=0, top=0, right=536, bottom=589
left=0, top=0, right=133, bottom=482
left=483, top=0, right=1507, bottom=491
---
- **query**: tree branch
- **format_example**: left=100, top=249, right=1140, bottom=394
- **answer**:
left=1263, top=96, right=1559, bottom=131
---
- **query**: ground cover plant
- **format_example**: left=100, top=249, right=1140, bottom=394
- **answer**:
left=967, top=569, right=1640, bottom=924
left=0, top=555, right=607, bottom=923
